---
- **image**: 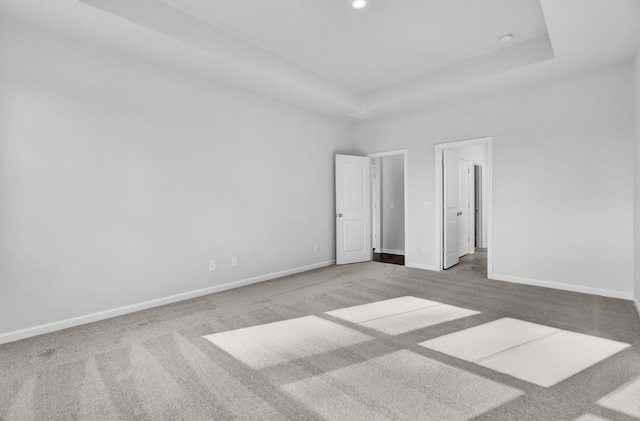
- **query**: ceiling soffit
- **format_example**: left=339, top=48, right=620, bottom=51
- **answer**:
left=4, top=0, right=638, bottom=119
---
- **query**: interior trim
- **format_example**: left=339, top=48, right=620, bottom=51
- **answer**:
left=405, top=262, right=439, bottom=271
left=492, top=273, right=634, bottom=301
left=378, top=249, right=405, bottom=256
left=0, top=260, right=336, bottom=345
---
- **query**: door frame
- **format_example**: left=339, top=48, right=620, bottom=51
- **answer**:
left=457, top=157, right=471, bottom=258
left=371, top=160, right=381, bottom=251
left=474, top=164, right=483, bottom=249
left=435, top=138, right=493, bottom=275
left=366, top=149, right=408, bottom=264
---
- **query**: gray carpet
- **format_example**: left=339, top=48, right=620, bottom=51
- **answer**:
left=1, top=249, right=640, bottom=420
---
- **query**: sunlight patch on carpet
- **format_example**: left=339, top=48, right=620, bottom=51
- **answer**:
left=597, top=377, right=640, bottom=418
left=325, top=296, right=480, bottom=335
left=572, top=414, right=613, bottom=421
left=203, top=316, right=372, bottom=369
left=420, top=318, right=630, bottom=387
left=281, top=350, right=523, bottom=421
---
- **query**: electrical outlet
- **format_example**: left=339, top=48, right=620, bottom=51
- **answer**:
left=231, top=257, right=238, bottom=267
left=209, top=260, right=216, bottom=271
left=422, top=245, right=428, bottom=253
left=423, top=201, right=431, bottom=210
left=313, top=244, right=319, bottom=253
left=390, top=202, right=395, bottom=209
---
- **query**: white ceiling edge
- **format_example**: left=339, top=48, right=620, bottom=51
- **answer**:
left=357, top=0, right=640, bottom=119
left=77, top=0, right=555, bottom=119
left=359, top=55, right=636, bottom=121
left=0, top=0, right=360, bottom=119
left=540, top=0, right=640, bottom=59
left=1, top=0, right=639, bottom=122
left=361, top=35, right=555, bottom=113
left=79, top=0, right=360, bottom=118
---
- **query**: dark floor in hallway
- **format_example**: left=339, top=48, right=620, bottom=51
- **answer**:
left=373, top=252, right=404, bottom=265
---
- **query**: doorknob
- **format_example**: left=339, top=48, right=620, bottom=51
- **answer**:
left=457, top=212, right=462, bottom=216
left=337, top=213, right=343, bottom=217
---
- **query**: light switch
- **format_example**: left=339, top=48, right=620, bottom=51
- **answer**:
left=390, top=202, right=395, bottom=208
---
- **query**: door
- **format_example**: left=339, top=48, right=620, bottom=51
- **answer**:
left=457, top=158, right=470, bottom=257
left=443, top=149, right=459, bottom=269
left=336, top=154, right=372, bottom=265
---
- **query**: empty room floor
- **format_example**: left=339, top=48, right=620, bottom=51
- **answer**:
left=1, top=252, right=639, bottom=420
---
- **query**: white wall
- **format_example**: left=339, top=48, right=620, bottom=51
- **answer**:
left=0, top=18, right=350, bottom=337
left=380, top=155, right=405, bottom=254
left=1, top=18, right=637, bottom=342
left=353, top=62, right=635, bottom=298
left=635, top=53, right=640, bottom=313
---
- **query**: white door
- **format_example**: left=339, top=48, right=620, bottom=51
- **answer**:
left=336, top=154, right=372, bottom=265
left=457, top=158, right=470, bottom=257
left=443, top=149, right=459, bottom=269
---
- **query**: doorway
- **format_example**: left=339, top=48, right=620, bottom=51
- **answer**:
left=371, top=154, right=405, bottom=265
left=335, top=150, right=408, bottom=266
left=435, top=138, right=492, bottom=274
left=369, top=150, right=407, bottom=266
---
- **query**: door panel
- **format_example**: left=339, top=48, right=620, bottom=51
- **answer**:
left=336, top=155, right=371, bottom=265
left=343, top=163, right=365, bottom=209
left=458, top=158, right=469, bottom=257
left=443, top=149, right=459, bottom=269
left=343, top=220, right=365, bottom=252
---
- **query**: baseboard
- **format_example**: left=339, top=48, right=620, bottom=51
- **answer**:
left=634, top=296, right=640, bottom=319
left=491, top=273, right=634, bottom=300
left=405, top=261, right=439, bottom=271
left=379, top=249, right=405, bottom=256
left=0, top=260, right=336, bottom=345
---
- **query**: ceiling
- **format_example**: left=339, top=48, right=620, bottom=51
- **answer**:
left=158, top=0, right=549, bottom=93
left=1, top=0, right=639, bottom=121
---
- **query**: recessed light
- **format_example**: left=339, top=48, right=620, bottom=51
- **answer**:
left=498, top=34, right=514, bottom=44
left=352, top=0, right=367, bottom=10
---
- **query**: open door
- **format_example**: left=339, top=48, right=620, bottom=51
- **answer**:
left=336, top=154, right=372, bottom=265
left=443, top=149, right=459, bottom=269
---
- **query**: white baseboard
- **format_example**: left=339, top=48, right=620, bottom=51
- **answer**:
left=378, top=249, right=405, bottom=256
left=634, top=296, right=640, bottom=319
left=405, top=261, right=439, bottom=271
left=0, top=260, right=336, bottom=345
left=491, top=273, right=634, bottom=300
